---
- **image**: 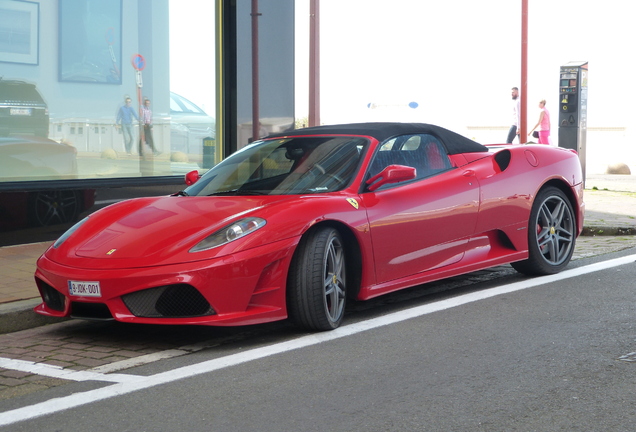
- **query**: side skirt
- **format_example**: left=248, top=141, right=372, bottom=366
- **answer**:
left=359, top=231, right=527, bottom=300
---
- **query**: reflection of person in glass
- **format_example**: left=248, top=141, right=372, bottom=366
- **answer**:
left=116, top=97, right=138, bottom=155
left=141, top=98, right=160, bottom=156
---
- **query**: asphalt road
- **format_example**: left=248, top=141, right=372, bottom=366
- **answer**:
left=1, top=248, right=635, bottom=431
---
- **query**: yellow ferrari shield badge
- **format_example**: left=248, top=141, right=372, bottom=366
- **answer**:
left=346, top=198, right=359, bottom=209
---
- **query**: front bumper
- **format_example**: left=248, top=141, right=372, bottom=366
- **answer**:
left=34, top=236, right=299, bottom=326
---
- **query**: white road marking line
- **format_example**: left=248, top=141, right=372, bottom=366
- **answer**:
left=1, top=253, right=634, bottom=427
left=0, top=358, right=144, bottom=383
left=88, top=349, right=190, bottom=374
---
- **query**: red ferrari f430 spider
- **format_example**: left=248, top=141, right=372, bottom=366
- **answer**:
left=34, top=123, right=584, bottom=331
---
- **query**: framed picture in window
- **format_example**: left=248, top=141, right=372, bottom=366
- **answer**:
left=0, top=0, right=39, bottom=65
left=58, top=0, right=122, bottom=84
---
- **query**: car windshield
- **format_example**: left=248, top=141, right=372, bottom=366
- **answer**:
left=184, top=136, right=368, bottom=196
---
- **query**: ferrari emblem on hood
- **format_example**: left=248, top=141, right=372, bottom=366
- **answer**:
left=106, top=249, right=117, bottom=255
left=346, top=198, right=359, bottom=209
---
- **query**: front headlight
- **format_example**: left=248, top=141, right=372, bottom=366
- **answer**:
left=190, top=217, right=266, bottom=252
left=53, top=217, right=89, bottom=248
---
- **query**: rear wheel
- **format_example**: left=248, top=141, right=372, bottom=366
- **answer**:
left=512, top=186, right=575, bottom=275
left=287, top=227, right=347, bottom=331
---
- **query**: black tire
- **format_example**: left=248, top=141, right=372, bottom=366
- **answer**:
left=28, top=190, right=82, bottom=227
left=287, top=227, right=347, bottom=331
left=512, top=186, right=576, bottom=275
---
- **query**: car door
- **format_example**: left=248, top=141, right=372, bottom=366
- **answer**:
left=360, top=134, right=480, bottom=285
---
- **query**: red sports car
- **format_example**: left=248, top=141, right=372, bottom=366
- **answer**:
left=34, top=123, right=584, bottom=331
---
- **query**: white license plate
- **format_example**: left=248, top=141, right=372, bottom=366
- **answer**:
left=68, top=280, right=102, bottom=297
left=10, top=108, right=31, bottom=116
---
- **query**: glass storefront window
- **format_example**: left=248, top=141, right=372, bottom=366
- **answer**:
left=0, top=0, right=217, bottom=185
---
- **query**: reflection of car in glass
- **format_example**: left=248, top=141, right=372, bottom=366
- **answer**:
left=169, top=92, right=215, bottom=156
left=0, top=136, right=77, bottom=181
left=0, top=79, right=49, bottom=137
left=0, top=136, right=95, bottom=229
left=34, top=123, right=584, bottom=332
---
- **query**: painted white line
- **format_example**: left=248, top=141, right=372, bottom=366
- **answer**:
left=0, top=358, right=144, bottom=383
left=88, top=349, right=190, bottom=374
left=1, top=253, right=634, bottom=427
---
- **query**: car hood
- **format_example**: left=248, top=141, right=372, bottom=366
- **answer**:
left=46, top=195, right=300, bottom=268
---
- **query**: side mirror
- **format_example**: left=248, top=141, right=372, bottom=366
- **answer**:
left=184, top=170, right=201, bottom=186
left=366, top=164, right=417, bottom=191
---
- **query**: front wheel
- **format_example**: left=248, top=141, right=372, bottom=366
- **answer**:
left=287, top=227, right=347, bottom=331
left=512, top=186, right=576, bottom=275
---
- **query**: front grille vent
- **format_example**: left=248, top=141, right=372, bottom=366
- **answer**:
left=70, top=302, right=114, bottom=320
left=122, top=284, right=214, bottom=318
left=36, top=279, right=65, bottom=311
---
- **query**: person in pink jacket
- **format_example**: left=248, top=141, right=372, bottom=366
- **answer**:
left=529, top=99, right=551, bottom=145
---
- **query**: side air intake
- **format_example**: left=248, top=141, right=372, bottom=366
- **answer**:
left=494, top=149, right=511, bottom=171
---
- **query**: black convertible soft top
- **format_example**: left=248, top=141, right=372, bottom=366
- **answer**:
left=267, top=122, right=488, bottom=155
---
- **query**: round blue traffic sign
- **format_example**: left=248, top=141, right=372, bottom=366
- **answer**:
left=131, top=54, right=146, bottom=71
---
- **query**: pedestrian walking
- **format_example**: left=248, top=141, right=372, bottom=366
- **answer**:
left=116, top=96, right=139, bottom=155
left=506, top=87, right=520, bottom=144
left=529, top=99, right=551, bottom=145
left=140, top=98, right=160, bottom=156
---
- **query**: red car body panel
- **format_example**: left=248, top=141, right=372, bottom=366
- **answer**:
left=34, top=123, right=584, bottom=327
left=362, top=168, right=480, bottom=284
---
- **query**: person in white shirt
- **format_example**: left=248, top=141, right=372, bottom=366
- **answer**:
left=506, top=87, right=520, bottom=143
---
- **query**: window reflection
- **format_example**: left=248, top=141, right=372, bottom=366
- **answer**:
left=0, top=0, right=217, bottom=185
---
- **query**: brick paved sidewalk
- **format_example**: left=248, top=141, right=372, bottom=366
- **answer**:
left=0, top=242, right=48, bottom=305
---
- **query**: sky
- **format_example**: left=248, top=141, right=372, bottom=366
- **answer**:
left=169, top=0, right=636, bottom=169
left=295, top=0, right=636, bottom=135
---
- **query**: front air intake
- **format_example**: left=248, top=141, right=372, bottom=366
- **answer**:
left=71, top=302, right=114, bottom=320
left=36, top=279, right=66, bottom=312
left=122, top=284, right=215, bottom=318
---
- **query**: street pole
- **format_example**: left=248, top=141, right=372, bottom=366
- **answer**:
left=131, top=54, right=146, bottom=156
left=136, top=80, right=144, bottom=154
left=521, top=0, right=528, bottom=142
left=309, top=0, right=320, bottom=127
left=251, top=0, right=260, bottom=142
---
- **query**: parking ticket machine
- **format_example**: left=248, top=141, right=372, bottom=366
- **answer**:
left=558, top=61, right=588, bottom=178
